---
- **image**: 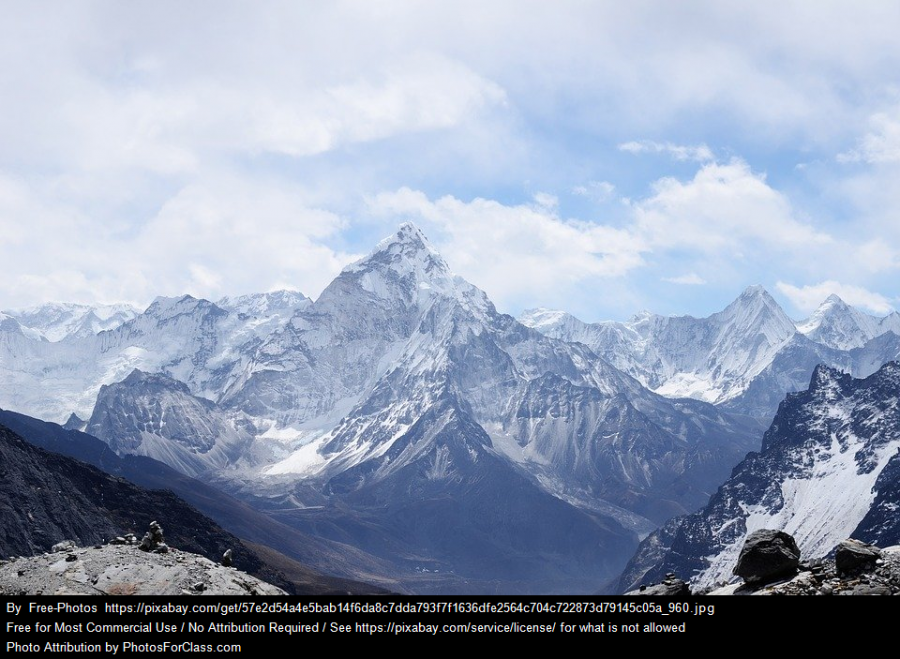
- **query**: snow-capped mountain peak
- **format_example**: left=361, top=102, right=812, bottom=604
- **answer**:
left=324, top=223, right=490, bottom=317
left=0, top=312, right=23, bottom=334
left=376, top=220, right=436, bottom=252
left=521, top=286, right=799, bottom=405
left=703, top=285, right=796, bottom=356
left=620, top=360, right=900, bottom=591
left=144, top=294, right=213, bottom=318
left=796, top=294, right=889, bottom=350
left=716, top=285, right=795, bottom=336
left=344, top=223, right=450, bottom=284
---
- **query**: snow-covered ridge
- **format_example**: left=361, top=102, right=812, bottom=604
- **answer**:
left=217, top=290, right=310, bottom=318
left=2, top=302, right=141, bottom=342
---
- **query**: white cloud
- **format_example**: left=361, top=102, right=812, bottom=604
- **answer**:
left=365, top=158, right=850, bottom=313
left=619, top=141, right=714, bottom=162
left=572, top=181, right=615, bottom=201
left=853, top=240, right=899, bottom=273
left=367, top=187, right=646, bottom=308
left=0, top=173, right=359, bottom=308
left=3, top=3, right=900, bottom=320
left=532, top=192, right=559, bottom=210
left=10, top=54, right=506, bottom=175
left=633, top=159, right=832, bottom=253
left=776, top=280, right=895, bottom=315
left=125, top=177, right=359, bottom=301
left=663, top=273, right=707, bottom=285
left=838, top=109, right=900, bottom=164
left=248, top=54, right=507, bottom=157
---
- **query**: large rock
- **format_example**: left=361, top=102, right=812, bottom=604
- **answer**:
left=733, top=529, right=800, bottom=584
left=835, top=539, right=881, bottom=573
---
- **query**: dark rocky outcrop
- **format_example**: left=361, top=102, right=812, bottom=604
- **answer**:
left=617, top=362, right=900, bottom=593
left=138, top=521, right=167, bottom=553
left=710, top=540, right=900, bottom=596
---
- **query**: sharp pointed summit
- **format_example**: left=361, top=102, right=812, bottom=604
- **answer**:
left=716, top=285, right=795, bottom=341
left=382, top=221, right=434, bottom=249
left=724, top=285, right=784, bottom=315
left=317, top=223, right=489, bottom=319
left=797, top=292, right=892, bottom=350
left=740, top=283, right=767, bottom=297
left=349, top=222, right=443, bottom=269
left=344, top=222, right=450, bottom=281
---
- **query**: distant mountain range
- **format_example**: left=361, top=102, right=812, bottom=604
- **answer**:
left=2, top=302, right=140, bottom=342
left=3, top=223, right=898, bottom=593
left=520, top=288, right=900, bottom=419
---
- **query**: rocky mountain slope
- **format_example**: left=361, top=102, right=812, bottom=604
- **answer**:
left=0, top=422, right=245, bottom=563
left=14, top=224, right=899, bottom=594
left=617, top=361, right=900, bottom=592
left=86, top=370, right=255, bottom=477
left=0, top=409, right=395, bottom=593
left=0, top=419, right=390, bottom=594
left=626, top=531, right=900, bottom=597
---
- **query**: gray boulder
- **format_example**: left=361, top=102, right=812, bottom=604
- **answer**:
left=734, top=529, right=800, bottom=584
left=51, top=540, right=75, bottom=553
left=835, top=539, right=881, bottom=574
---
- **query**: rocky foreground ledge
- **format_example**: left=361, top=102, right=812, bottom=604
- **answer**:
left=0, top=540, right=285, bottom=596
left=627, top=530, right=900, bottom=596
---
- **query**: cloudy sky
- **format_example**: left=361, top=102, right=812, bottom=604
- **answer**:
left=2, top=1, right=899, bottom=321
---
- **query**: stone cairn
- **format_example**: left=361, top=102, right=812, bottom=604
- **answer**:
left=138, top=521, right=169, bottom=553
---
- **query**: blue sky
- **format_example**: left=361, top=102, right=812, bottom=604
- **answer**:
left=1, top=1, right=899, bottom=321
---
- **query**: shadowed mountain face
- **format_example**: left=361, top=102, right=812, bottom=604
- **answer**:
left=86, top=369, right=254, bottom=478
left=0, top=409, right=394, bottom=594
left=0, top=421, right=271, bottom=578
left=617, top=362, right=900, bottom=593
